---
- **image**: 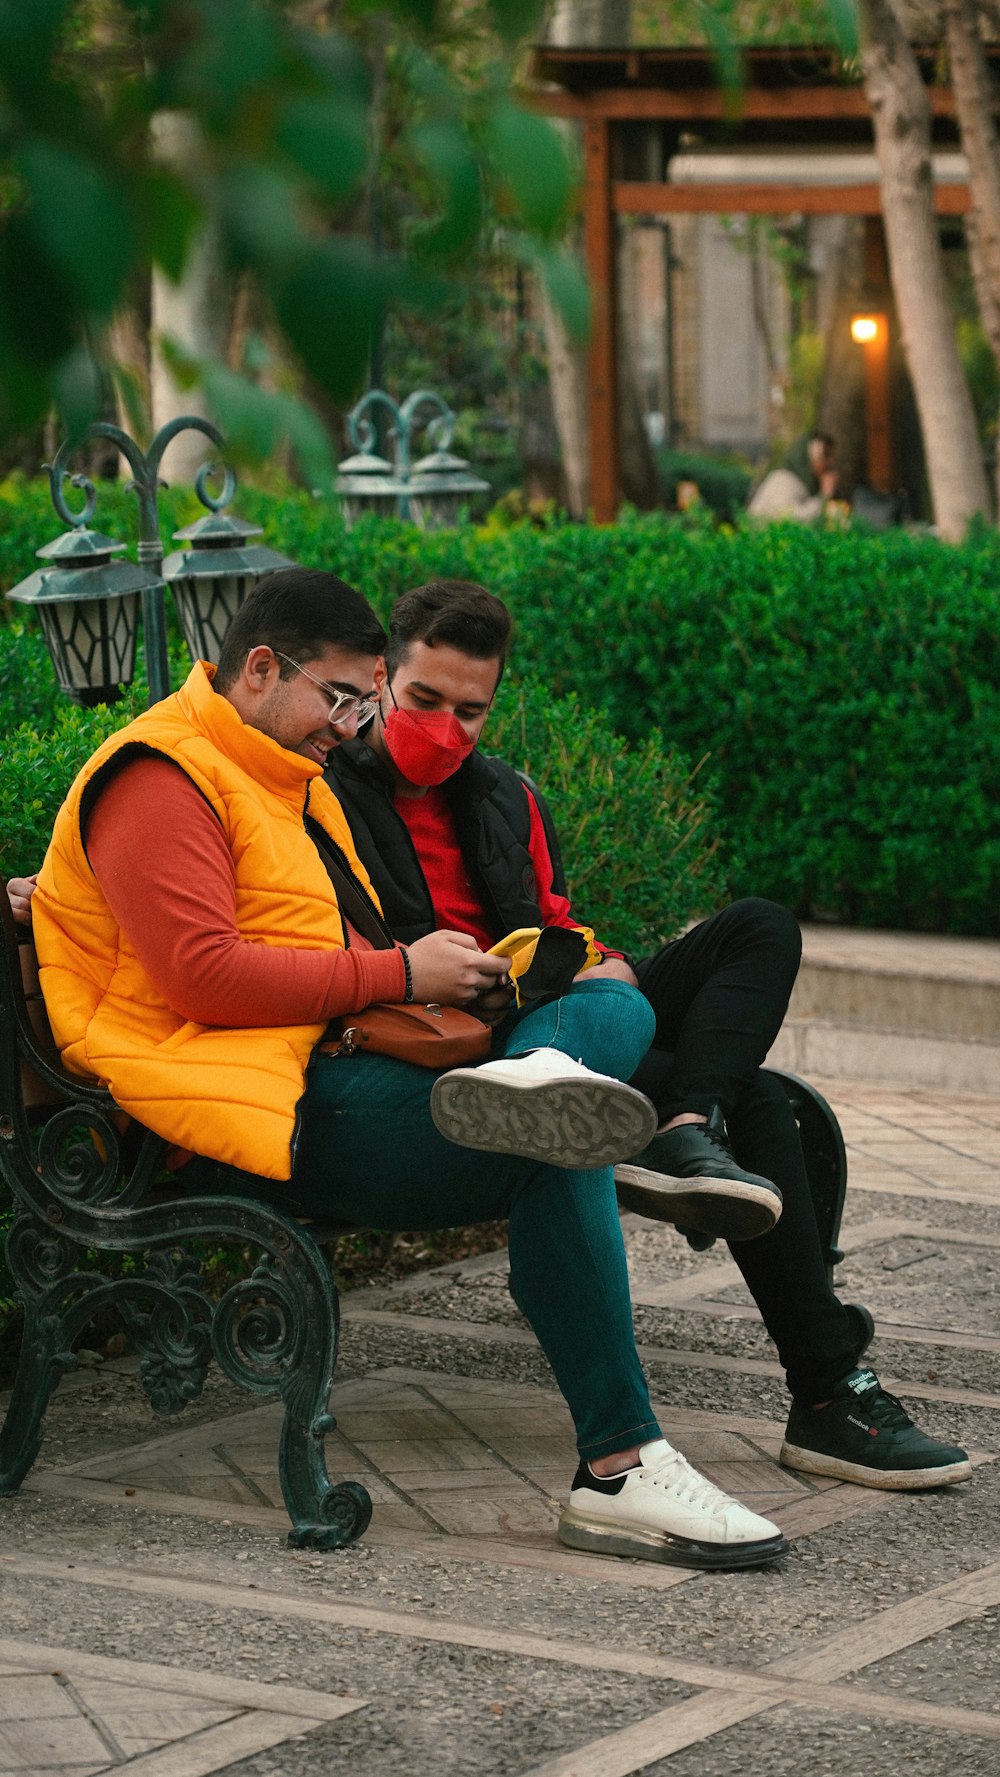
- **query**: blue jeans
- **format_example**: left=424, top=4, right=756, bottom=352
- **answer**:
left=292, top=979, right=661, bottom=1459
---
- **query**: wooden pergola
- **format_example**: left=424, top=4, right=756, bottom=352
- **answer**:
left=530, top=45, right=974, bottom=521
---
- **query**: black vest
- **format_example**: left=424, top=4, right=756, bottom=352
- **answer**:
left=324, top=742, right=545, bottom=945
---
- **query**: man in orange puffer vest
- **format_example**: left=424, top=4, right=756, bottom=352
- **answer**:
left=25, top=566, right=793, bottom=1573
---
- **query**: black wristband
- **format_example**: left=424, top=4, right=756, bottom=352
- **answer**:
left=399, top=944, right=414, bottom=1003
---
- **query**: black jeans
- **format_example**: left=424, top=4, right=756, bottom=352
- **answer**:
left=629, top=898, right=858, bottom=1405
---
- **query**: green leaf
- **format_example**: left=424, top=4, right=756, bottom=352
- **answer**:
left=0, top=0, right=69, bottom=98
left=167, top=0, right=281, bottom=127
left=483, top=0, right=547, bottom=46
left=18, top=138, right=134, bottom=316
left=142, top=168, right=202, bottom=282
left=525, top=243, right=589, bottom=342
left=271, top=238, right=381, bottom=404
left=197, top=363, right=333, bottom=489
left=482, top=100, right=573, bottom=238
left=0, top=213, right=76, bottom=423
left=216, top=163, right=303, bottom=275
left=276, top=94, right=368, bottom=205
left=52, top=344, right=104, bottom=444
left=407, top=119, right=482, bottom=262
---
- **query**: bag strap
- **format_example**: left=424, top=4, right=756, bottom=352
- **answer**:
left=304, top=815, right=395, bottom=951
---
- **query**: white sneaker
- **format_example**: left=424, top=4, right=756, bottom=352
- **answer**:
left=558, top=1438, right=789, bottom=1569
left=429, top=1047, right=657, bottom=1169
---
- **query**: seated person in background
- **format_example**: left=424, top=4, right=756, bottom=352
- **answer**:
left=19, top=567, right=791, bottom=1572
left=747, top=430, right=839, bottom=524
left=321, top=576, right=970, bottom=1497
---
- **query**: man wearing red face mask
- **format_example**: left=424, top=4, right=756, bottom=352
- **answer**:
left=323, top=579, right=970, bottom=1497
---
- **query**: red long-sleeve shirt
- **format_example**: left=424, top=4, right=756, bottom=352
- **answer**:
left=394, top=783, right=618, bottom=954
left=85, top=755, right=405, bottom=1026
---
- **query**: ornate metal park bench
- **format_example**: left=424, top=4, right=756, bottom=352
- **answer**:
left=0, top=876, right=869, bottom=1552
left=0, top=890, right=372, bottom=1550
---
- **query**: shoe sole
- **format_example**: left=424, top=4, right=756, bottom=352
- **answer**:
left=430, top=1072, right=657, bottom=1168
left=558, top=1507, right=789, bottom=1569
left=779, top=1440, right=972, bottom=1490
left=613, top=1165, right=781, bottom=1240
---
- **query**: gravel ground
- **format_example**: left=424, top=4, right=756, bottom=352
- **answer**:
left=640, top=1706, right=1000, bottom=1777
left=4, top=1080, right=999, bottom=1777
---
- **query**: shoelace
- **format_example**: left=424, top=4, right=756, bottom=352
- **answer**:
left=856, top=1382, right=912, bottom=1429
left=700, top=1121, right=735, bottom=1160
left=641, top=1449, right=737, bottom=1515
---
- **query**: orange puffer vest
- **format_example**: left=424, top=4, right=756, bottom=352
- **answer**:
left=33, top=662, right=380, bottom=1179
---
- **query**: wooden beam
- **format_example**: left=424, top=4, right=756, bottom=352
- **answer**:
left=611, top=180, right=970, bottom=216
left=531, top=85, right=959, bottom=122
left=583, top=118, right=620, bottom=524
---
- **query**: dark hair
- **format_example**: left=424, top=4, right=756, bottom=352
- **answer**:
left=386, top=580, right=512, bottom=682
left=215, top=569, right=386, bottom=690
left=809, top=429, right=836, bottom=452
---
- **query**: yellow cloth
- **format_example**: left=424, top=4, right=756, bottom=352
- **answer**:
left=33, top=661, right=381, bottom=1180
left=489, top=924, right=600, bottom=1009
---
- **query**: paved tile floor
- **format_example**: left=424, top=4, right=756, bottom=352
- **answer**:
left=2, top=1078, right=999, bottom=1775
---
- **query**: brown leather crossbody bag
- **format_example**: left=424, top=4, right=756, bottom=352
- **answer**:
left=308, top=819, right=491, bottom=1070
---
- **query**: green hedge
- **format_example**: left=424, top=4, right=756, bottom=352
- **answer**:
left=3, top=480, right=998, bottom=933
left=0, top=640, right=721, bottom=955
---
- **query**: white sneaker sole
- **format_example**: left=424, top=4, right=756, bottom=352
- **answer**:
left=430, top=1071, right=657, bottom=1168
left=558, top=1505, right=789, bottom=1569
left=613, top=1165, right=781, bottom=1240
left=780, top=1440, right=972, bottom=1490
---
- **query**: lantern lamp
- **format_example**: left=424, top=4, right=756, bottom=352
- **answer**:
left=7, top=526, right=150, bottom=706
left=163, top=509, right=294, bottom=665
left=334, top=450, right=408, bottom=529
left=407, top=447, right=491, bottom=530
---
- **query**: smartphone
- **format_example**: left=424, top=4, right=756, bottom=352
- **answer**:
left=486, top=927, right=541, bottom=957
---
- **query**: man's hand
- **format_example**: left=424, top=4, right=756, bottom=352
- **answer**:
left=407, top=930, right=510, bottom=1007
left=576, top=954, right=638, bottom=987
left=470, top=981, right=516, bottom=1026
left=6, top=875, right=38, bottom=928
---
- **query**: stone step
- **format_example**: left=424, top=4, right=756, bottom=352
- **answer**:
left=766, top=923, right=1000, bottom=1093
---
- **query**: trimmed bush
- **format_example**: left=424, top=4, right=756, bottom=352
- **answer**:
left=486, top=677, right=723, bottom=954
left=0, top=643, right=721, bottom=951
left=4, top=481, right=997, bottom=933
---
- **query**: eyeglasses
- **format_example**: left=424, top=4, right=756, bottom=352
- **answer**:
left=274, top=652, right=379, bottom=728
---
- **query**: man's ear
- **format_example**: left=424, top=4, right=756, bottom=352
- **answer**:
left=373, top=657, right=387, bottom=697
left=243, top=646, right=278, bottom=697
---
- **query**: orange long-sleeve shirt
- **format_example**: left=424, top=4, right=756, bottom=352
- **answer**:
left=85, top=755, right=405, bottom=1027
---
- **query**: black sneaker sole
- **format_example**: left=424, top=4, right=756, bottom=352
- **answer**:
left=430, top=1073, right=657, bottom=1169
left=779, top=1440, right=972, bottom=1490
left=613, top=1164, right=781, bottom=1240
left=558, top=1509, right=789, bottom=1569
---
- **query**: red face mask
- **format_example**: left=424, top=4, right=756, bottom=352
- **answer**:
left=381, top=692, right=477, bottom=787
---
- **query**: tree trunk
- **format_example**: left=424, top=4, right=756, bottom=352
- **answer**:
left=536, top=271, right=590, bottom=515
left=861, top=0, right=990, bottom=537
left=538, top=0, right=644, bottom=517
left=942, top=0, right=1000, bottom=508
left=816, top=220, right=868, bottom=498
left=149, top=113, right=232, bottom=483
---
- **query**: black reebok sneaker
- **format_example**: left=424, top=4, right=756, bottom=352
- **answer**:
left=780, top=1368, right=971, bottom=1490
left=614, top=1104, right=781, bottom=1240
